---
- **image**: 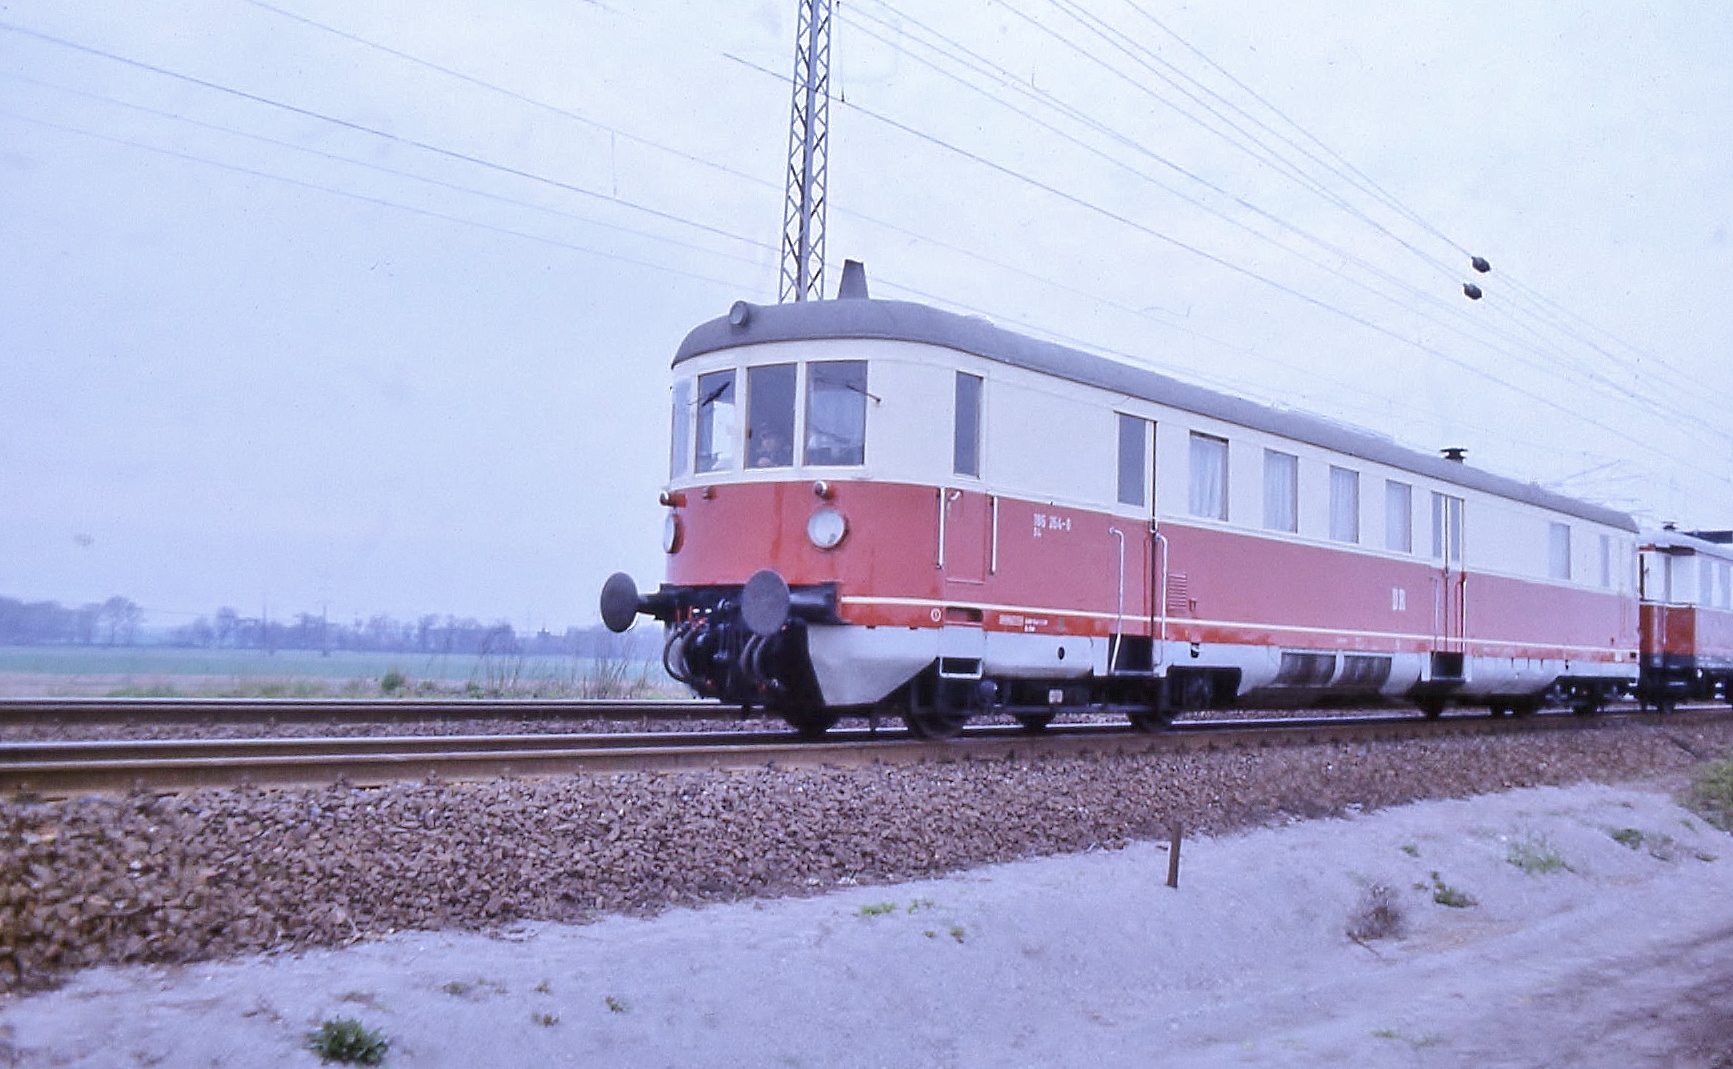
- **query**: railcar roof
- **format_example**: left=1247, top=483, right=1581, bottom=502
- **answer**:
left=674, top=296, right=1638, bottom=532
left=1644, top=529, right=1733, bottom=559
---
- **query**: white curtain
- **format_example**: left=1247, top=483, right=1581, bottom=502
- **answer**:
left=1263, top=450, right=1296, bottom=531
left=1329, top=467, right=1359, bottom=543
left=1385, top=481, right=1412, bottom=552
left=1189, top=434, right=1227, bottom=520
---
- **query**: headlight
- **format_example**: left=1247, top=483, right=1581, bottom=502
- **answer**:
left=663, top=512, right=683, bottom=554
left=806, top=507, right=847, bottom=550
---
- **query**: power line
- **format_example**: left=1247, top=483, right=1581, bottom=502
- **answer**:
left=0, top=108, right=761, bottom=293
left=2, top=70, right=773, bottom=277
left=0, top=20, right=770, bottom=255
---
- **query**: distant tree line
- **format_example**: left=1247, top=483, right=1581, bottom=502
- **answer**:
left=0, top=594, right=650, bottom=659
left=0, top=595, right=143, bottom=646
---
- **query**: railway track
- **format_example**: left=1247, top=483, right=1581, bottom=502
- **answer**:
left=5, top=703, right=1726, bottom=799
left=0, top=696, right=736, bottom=727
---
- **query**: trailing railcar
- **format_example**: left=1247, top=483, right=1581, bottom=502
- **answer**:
left=602, top=266, right=1641, bottom=736
left=1639, top=528, right=1733, bottom=708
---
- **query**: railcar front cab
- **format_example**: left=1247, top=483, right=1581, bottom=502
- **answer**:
left=1638, top=528, right=1733, bottom=709
left=600, top=300, right=877, bottom=736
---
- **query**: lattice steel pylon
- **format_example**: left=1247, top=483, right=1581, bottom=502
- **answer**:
left=779, top=0, right=832, bottom=303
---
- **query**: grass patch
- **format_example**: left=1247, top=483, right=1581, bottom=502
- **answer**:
left=1346, top=883, right=1406, bottom=943
left=948, top=925, right=966, bottom=943
left=604, top=995, right=629, bottom=1014
left=1399, top=844, right=1420, bottom=858
left=857, top=901, right=898, bottom=917
left=1507, top=833, right=1572, bottom=875
left=307, top=1018, right=388, bottom=1066
left=1610, top=827, right=1646, bottom=849
left=1688, top=757, right=1733, bottom=831
left=1425, top=871, right=1477, bottom=908
left=531, top=1011, right=560, bottom=1027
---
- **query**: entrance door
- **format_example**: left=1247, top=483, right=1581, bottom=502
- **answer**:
left=942, top=488, right=990, bottom=586
left=1432, top=493, right=1466, bottom=669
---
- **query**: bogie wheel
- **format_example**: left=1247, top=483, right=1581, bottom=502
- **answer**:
left=1509, top=700, right=1538, bottom=718
left=1418, top=701, right=1445, bottom=720
left=1572, top=699, right=1601, bottom=717
left=905, top=711, right=970, bottom=740
left=1488, top=703, right=1512, bottom=718
left=783, top=711, right=840, bottom=739
left=1015, top=713, right=1054, bottom=733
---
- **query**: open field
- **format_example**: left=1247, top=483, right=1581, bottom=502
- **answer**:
left=0, top=646, right=675, bottom=699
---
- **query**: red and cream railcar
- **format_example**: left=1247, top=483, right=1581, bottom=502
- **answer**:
left=602, top=274, right=1640, bottom=736
left=1639, top=529, right=1733, bottom=707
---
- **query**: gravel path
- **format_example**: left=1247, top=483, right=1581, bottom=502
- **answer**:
left=5, top=718, right=1731, bottom=998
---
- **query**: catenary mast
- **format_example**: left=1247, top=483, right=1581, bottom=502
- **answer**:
left=779, top=0, right=832, bottom=303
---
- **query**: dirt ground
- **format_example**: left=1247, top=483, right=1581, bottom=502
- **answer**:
left=4, top=778, right=1732, bottom=1068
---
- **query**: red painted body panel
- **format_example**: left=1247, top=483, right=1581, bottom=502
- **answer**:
left=665, top=479, right=1636, bottom=664
left=1643, top=604, right=1733, bottom=664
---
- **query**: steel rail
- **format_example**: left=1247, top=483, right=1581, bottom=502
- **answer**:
left=4, top=706, right=1725, bottom=800
left=0, top=696, right=742, bottom=727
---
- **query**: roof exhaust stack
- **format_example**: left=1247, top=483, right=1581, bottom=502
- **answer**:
left=1440, top=447, right=1467, bottom=463
left=837, top=259, right=869, bottom=300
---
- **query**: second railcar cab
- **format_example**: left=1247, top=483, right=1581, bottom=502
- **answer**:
left=1639, top=529, right=1733, bottom=707
left=604, top=269, right=1642, bottom=736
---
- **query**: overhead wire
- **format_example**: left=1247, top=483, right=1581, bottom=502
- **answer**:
left=842, top=1, right=1710, bottom=442
left=998, top=0, right=1731, bottom=438
left=1111, top=0, right=1727, bottom=427
left=851, top=0, right=1732, bottom=458
left=0, top=69, right=774, bottom=277
left=0, top=108, right=758, bottom=294
left=0, top=20, right=771, bottom=255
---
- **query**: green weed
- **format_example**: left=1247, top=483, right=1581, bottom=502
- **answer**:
left=1507, top=833, right=1571, bottom=875
left=307, top=1018, right=388, bottom=1066
left=604, top=995, right=629, bottom=1014
left=1609, top=827, right=1645, bottom=849
left=1426, top=871, right=1476, bottom=908
left=857, top=901, right=897, bottom=917
left=1399, top=844, right=1420, bottom=858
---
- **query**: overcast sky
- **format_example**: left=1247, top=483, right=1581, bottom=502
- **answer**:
left=3, top=0, right=1730, bottom=631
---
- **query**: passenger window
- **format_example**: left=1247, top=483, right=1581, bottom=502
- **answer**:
left=694, top=370, right=737, bottom=473
left=1599, top=534, right=1612, bottom=589
left=1329, top=467, right=1359, bottom=543
left=746, top=364, right=796, bottom=469
left=954, top=372, right=983, bottom=477
left=1703, top=558, right=1716, bottom=605
left=1262, top=450, right=1297, bottom=532
left=1385, top=481, right=1412, bottom=553
left=1117, top=414, right=1149, bottom=507
left=669, top=379, right=692, bottom=480
left=1188, top=433, right=1228, bottom=520
left=1549, top=522, right=1572, bottom=581
left=804, top=361, right=868, bottom=466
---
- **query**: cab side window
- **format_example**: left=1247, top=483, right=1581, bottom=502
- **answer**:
left=805, top=361, right=868, bottom=466
left=746, top=364, right=796, bottom=469
left=695, top=370, right=737, bottom=473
